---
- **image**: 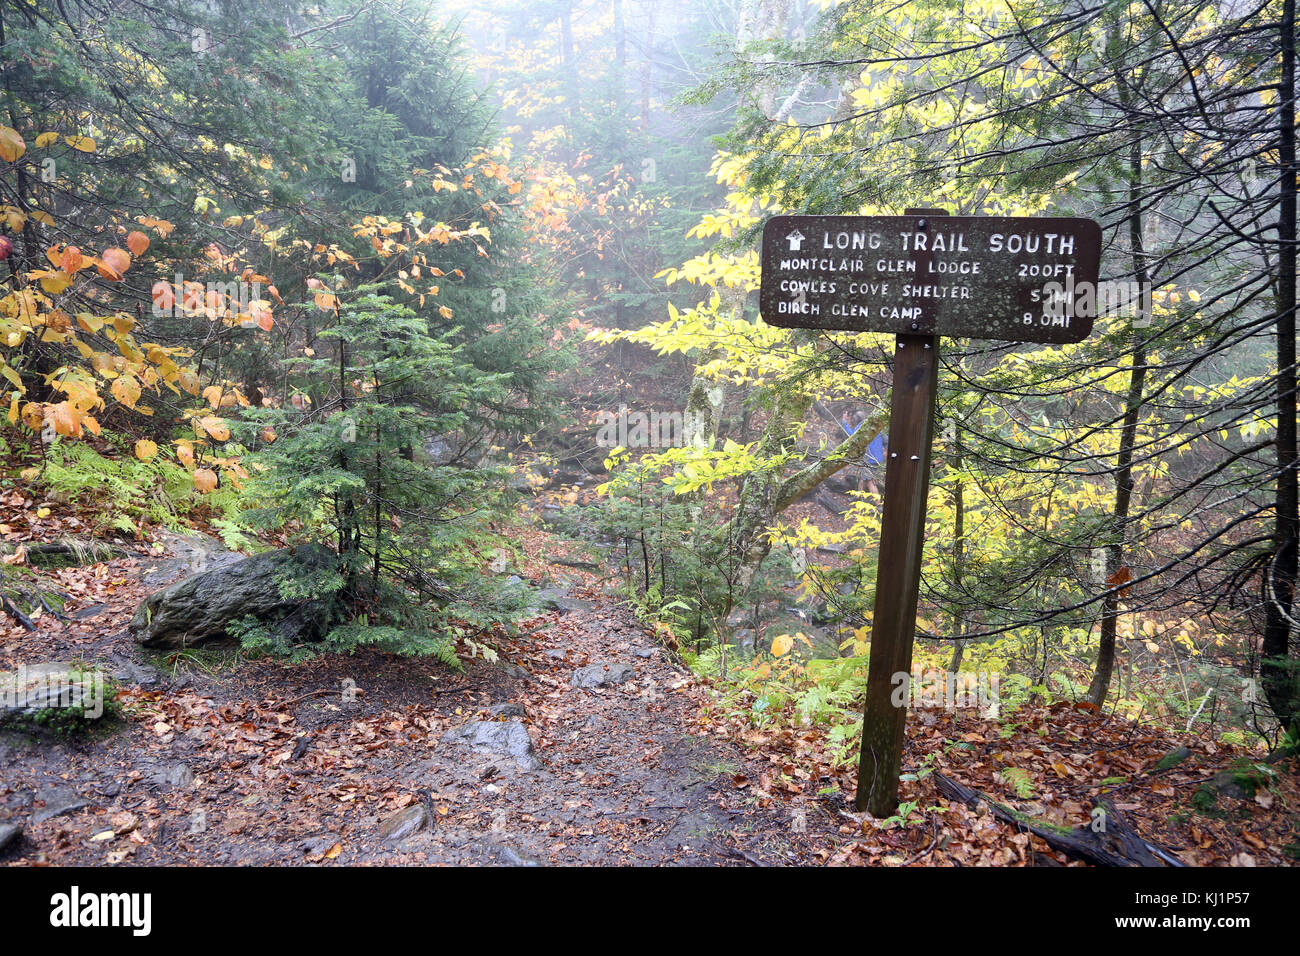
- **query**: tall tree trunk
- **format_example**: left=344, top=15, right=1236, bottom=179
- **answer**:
left=1088, top=69, right=1151, bottom=707
left=1262, top=0, right=1300, bottom=739
left=337, top=320, right=359, bottom=599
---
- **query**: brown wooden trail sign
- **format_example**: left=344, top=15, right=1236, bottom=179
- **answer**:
left=761, top=213, right=1101, bottom=343
left=758, top=209, right=1102, bottom=817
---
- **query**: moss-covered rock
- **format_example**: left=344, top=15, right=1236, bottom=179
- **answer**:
left=130, top=545, right=336, bottom=650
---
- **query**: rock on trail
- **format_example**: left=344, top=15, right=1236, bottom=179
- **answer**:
left=442, top=720, right=542, bottom=771
left=130, top=545, right=336, bottom=649
left=570, top=662, right=635, bottom=689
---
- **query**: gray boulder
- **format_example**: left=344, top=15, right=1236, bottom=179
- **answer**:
left=377, top=803, right=433, bottom=843
left=442, top=720, right=541, bottom=771
left=151, top=762, right=194, bottom=790
left=534, top=588, right=595, bottom=613
left=0, top=822, right=20, bottom=853
left=107, top=658, right=161, bottom=688
left=130, top=546, right=336, bottom=649
left=296, top=832, right=342, bottom=856
left=571, top=663, right=635, bottom=689
left=478, top=842, right=542, bottom=867
left=32, top=786, right=91, bottom=823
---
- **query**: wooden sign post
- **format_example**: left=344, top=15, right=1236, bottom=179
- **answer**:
left=759, top=208, right=1101, bottom=816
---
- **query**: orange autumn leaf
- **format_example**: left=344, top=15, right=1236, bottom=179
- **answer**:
left=136, top=216, right=174, bottom=237
left=98, top=247, right=131, bottom=280
left=192, top=468, right=218, bottom=493
left=59, top=246, right=86, bottom=273
left=47, top=401, right=83, bottom=438
left=197, top=415, right=230, bottom=442
left=248, top=300, right=274, bottom=331
left=1107, top=565, right=1133, bottom=598
left=126, top=231, right=150, bottom=256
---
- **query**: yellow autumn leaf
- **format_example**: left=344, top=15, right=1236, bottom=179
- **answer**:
left=134, top=439, right=158, bottom=461
left=110, top=374, right=141, bottom=409
left=37, top=270, right=73, bottom=294
left=0, top=126, right=25, bottom=162
left=64, top=134, right=96, bottom=152
left=34, top=132, right=59, bottom=148
left=770, top=633, right=794, bottom=657
left=20, top=403, right=43, bottom=431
